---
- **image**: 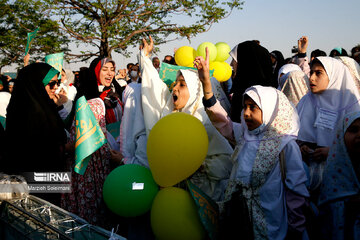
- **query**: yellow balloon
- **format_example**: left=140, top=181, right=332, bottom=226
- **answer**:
left=209, top=61, right=231, bottom=82
left=174, top=46, right=197, bottom=67
left=221, top=62, right=232, bottom=81
left=147, top=112, right=208, bottom=187
left=151, top=187, right=206, bottom=240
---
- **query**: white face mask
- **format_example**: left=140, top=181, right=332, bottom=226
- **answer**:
left=130, top=71, right=138, bottom=78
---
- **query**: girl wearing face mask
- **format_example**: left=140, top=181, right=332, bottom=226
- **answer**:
left=196, top=50, right=309, bottom=239
left=140, top=36, right=233, bottom=202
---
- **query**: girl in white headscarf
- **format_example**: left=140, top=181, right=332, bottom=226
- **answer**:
left=195, top=51, right=309, bottom=239
left=296, top=57, right=360, bottom=197
left=140, top=36, right=234, bottom=202
left=277, top=63, right=302, bottom=89
left=280, top=70, right=310, bottom=107
left=297, top=57, right=360, bottom=162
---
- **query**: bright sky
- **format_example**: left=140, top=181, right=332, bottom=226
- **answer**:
left=3, top=0, right=360, bottom=73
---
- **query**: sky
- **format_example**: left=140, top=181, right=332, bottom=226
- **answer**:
left=2, top=0, right=360, bottom=73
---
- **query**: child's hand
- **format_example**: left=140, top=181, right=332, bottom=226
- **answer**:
left=110, top=149, right=124, bottom=165
left=116, top=69, right=127, bottom=79
left=194, top=47, right=210, bottom=85
left=300, top=144, right=313, bottom=161
left=313, top=147, right=329, bottom=162
left=298, top=36, right=308, bottom=54
left=194, top=47, right=213, bottom=100
left=24, top=53, right=30, bottom=67
left=141, top=35, right=154, bottom=57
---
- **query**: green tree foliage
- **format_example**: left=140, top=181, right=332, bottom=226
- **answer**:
left=0, top=0, right=69, bottom=71
left=46, top=0, right=243, bottom=60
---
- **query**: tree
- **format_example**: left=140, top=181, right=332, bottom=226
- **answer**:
left=45, top=0, right=243, bottom=61
left=0, top=0, right=69, bottom=72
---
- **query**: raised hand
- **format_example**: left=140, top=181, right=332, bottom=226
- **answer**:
left=298, top=36, right=308, bottom=54
left=194, top=47, right=213, bottom=99
left=141, top=35, right=154, bottom=57
left=194, top=47, right=210, bottom=84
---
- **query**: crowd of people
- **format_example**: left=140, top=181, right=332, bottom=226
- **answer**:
left=0, top=35, right=360, bottom=240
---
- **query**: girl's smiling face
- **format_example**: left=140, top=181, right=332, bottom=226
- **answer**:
left=172, top=74, right=190, bottom=110
left=243, top=95, right=263, bottom=131
left=99, top=62, right=115, bottom=87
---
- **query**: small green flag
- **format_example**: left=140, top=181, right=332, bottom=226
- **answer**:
left=187, top=180, right=220, bottom=240
left=159, top=62, right=214, bottom=91
left=106, top=121, right=121, bottom=140
left=74, top=96, right=107, bottom=175
left=25, top=27, right=39, bottom=55
left=0, top=116, right=6, bottom=129
left=45, top=52, right=64, bottom=79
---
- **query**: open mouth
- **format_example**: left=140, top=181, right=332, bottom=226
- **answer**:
left=244, top=119, right=252, bottom=125
left=310, top=84, right=316, bottom=88
left=173, top=94, right=178, bottom=102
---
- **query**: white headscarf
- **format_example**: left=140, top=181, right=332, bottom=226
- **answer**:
left=229, top=45, right=238, bottom=62
left=335, top=56, right=360, bottom=93
left=297, top=57, right=360, bottom=147
left=277, top=63, right=302, bottom=89
left=240, top=85, right=299, bottom=143
left=64, top=69, right=75, bottom=86
left=281, top=70, right=310, bottom=106
left=161, top=69, right=203, bottom=119
left=0, top=92, right=11, bottom=117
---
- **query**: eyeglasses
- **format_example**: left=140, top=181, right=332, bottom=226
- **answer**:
left=48, top=80, right=61, bottom=89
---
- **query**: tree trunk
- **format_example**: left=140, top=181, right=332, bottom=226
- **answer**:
left=99, top=36, right=111, bottom=58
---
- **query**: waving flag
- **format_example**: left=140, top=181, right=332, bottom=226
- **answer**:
left=45, top=52, right=64, bottom=79
left=25, top=27, right=39, bottom=55
left=74, top=96, right=107, bottom=175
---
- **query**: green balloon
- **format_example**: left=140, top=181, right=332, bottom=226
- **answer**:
left=197, top=42, right=217, bottom=62
left=215, top=42, right=231, bottom=62
left=103, top=164, right=159, bottom=217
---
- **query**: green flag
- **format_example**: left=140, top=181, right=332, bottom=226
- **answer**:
left=0, top=116, right=5, bottom=129
left=187, top=180, right=219, bottom=240
left=106, top=121, right=121, bottom=140
left=74, top=96, right=107, bottom=175
left=45, top=52, right=64, bottom=79
left=159, top=62, right=214, bottom=91
left=25, top=27, right=39, bottom=55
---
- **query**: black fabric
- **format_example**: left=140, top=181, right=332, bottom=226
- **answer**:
left=202, top=94, right=217, bottom=108
left=4, top=63, right=67, bottom=174
left=271, top=50, right=285, bottom=87
left=75, top=58, right=102, bottom=102
left=297, top=52, right=307, bottom=58
left=230, top=41, right=274, bottom=123
left=219, top=189, right=254, bottom=240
